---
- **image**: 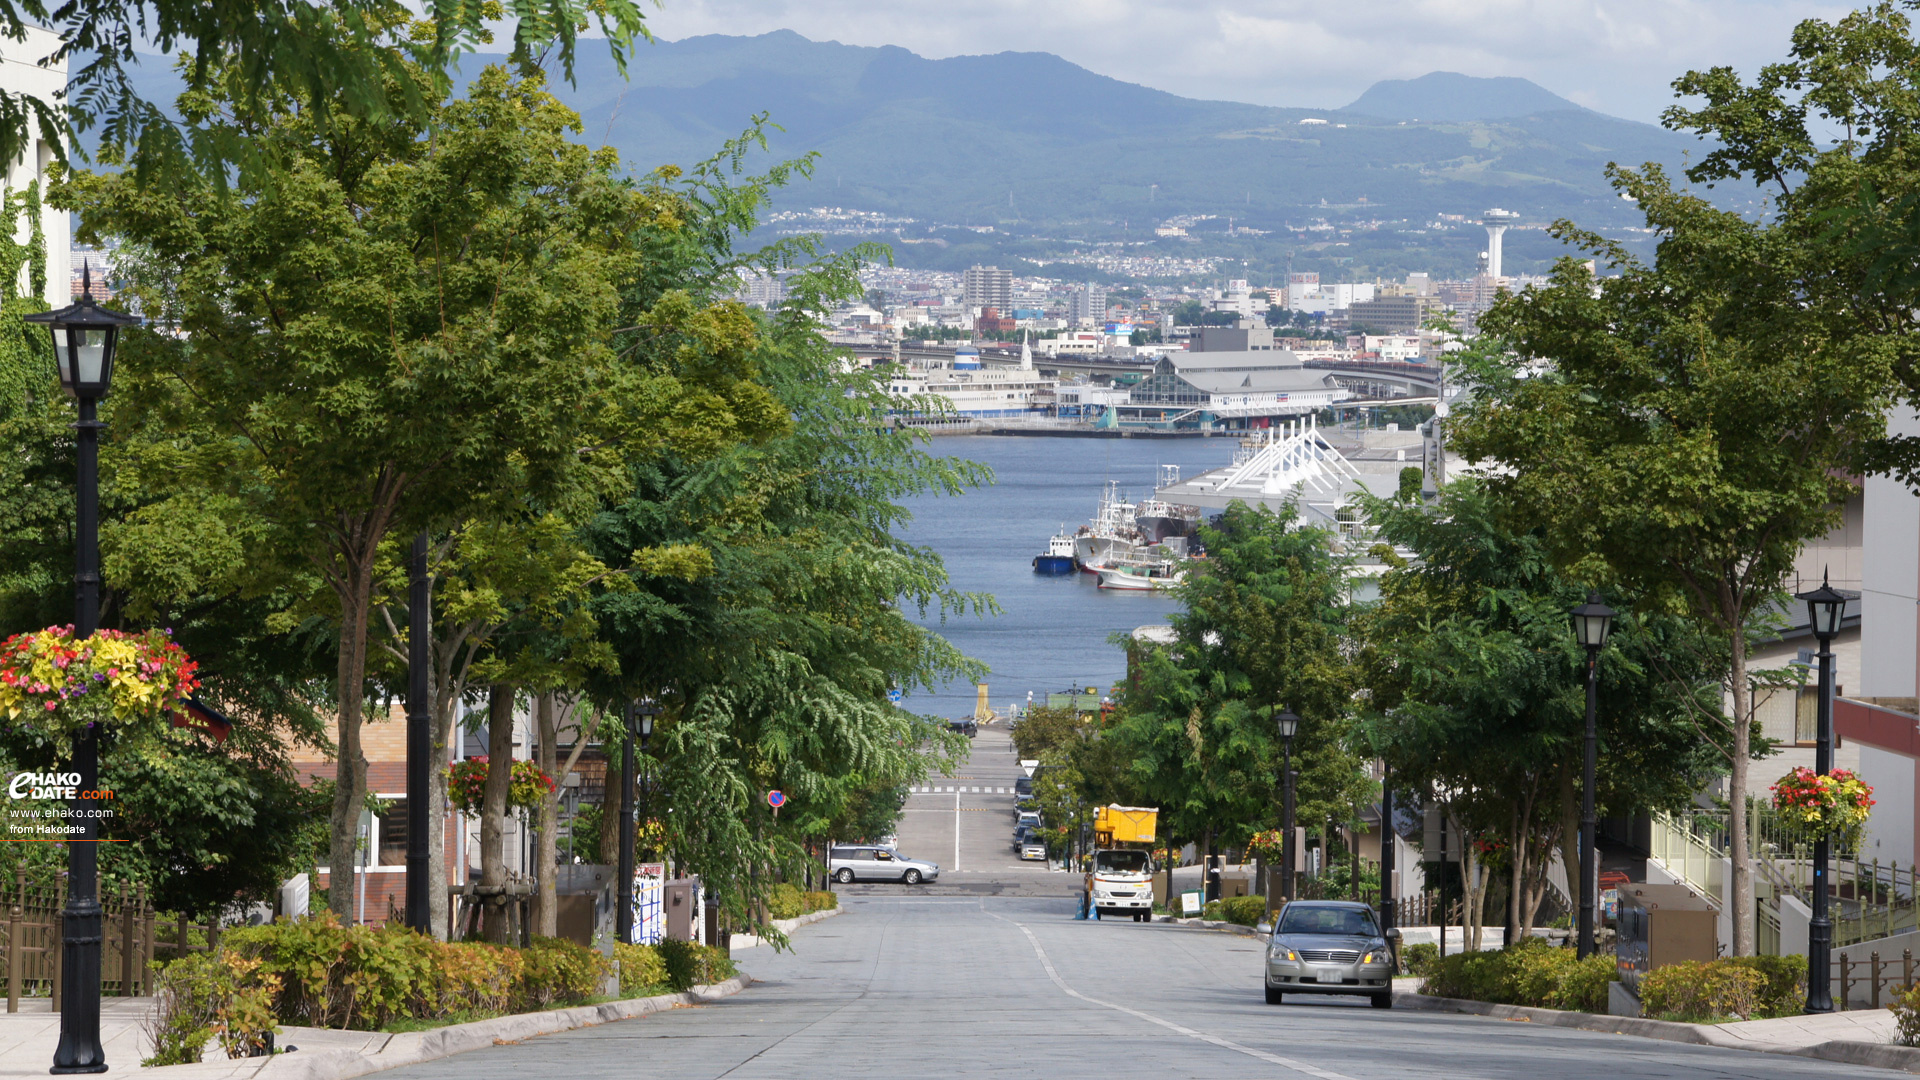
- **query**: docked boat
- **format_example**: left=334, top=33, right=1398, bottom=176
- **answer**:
left=1033, top=530, right=1077, bottom=575
left=1134, top=496, right=1203, bottom=543
left=1096, top=559, right=1186, bottom=591
left=1074, top=481, right=1145, bottom=572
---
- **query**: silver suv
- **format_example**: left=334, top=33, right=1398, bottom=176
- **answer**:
left=828, top=845, right=941, bottom=885
left=1263, top=900, right=1397, bottom=1008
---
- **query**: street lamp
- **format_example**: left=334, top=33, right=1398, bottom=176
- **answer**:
left=27, top=267, right=139, bottom=1075
left=1274, top=709, right=1300, bottom=903
left=1798, top=572, right=1847, bottom=1014
left=1568, top=591, right=1615, bottom=960
left=615, top=699, right=661, bottom=944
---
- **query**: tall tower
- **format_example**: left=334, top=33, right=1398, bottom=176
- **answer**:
left=1482, top=208, right=1519, bottom=279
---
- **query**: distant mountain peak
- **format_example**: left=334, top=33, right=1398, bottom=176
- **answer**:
left=1343, top=72, right=1590, bottom=122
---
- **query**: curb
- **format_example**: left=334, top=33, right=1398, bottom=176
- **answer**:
left=1396, top=991, right=1920, bottom=1074
left=729, top=905, right=843, bottom=950
left=1156, top=916, right=1263, bottom=938
left=142, top=975, right=753, bottom=1080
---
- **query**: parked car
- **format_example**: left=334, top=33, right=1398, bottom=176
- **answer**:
left=1016, top=811, right=1041, bottom=831
left=1012, top=776, right=1033, bottom=799
left=948, top=718, right=978, bottom=737
left=827, top=845, right=941, bottom=885
left=1262, top=900, right=1398, bottom=1008
left=1019, top=835, right=1048, bottom=861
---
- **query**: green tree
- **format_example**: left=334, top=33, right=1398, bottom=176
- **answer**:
left=61, top=61, right=664, bottom=918
left=1356, top=478, right=1722, bottom=939
left=1450, top=166, right=1895, bottom=954
left=1107, top=501, right=1363, bottom=873
left=2, top=0, right=648, bottom=187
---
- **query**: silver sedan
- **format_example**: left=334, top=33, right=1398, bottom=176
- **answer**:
left=1263, top=900, right=1396, bottom=1008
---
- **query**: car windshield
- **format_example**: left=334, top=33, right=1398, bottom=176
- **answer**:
left=1095, top=851, right=1149, bottom=873
left=1276, top=906, right=1379, bottom=937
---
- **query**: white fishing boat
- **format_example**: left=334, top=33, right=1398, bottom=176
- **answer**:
left=1096, top=559, right=1186, bottom=591
left=1073, top=481, right=1145, bottom=571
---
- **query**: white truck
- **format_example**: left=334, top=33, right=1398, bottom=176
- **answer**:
left=1087, top=805, right=1158, bottom=922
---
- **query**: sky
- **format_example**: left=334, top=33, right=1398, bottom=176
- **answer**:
left=634, top=0, right=1854, bottom=123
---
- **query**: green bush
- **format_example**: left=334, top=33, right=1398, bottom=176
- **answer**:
left=1402, top=943, right=1439, bottom=978
left=517, top=937, right=608, bottom=1009
left=221, top=914, right=608, bottom=1030
left=767, top=883, right=805, bottom=921
left=1722, top=955, right=1806, bottom=1018
left=654, top=938, right=738, bottom=991
left=141, top=951, right=280, bottom=1066
left=1894, top=984, right=1920, bottom=1046
left=1420, top=936, right=1611, bottom=1011
left=613, top=943, right=668, bottom=996
left=1641, top=960, right=1767, bottom=1021
left=1199, top=896, right=1267, bottom=926
left=803, top=890, right=838, bottom=913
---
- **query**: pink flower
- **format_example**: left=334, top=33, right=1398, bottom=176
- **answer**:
left=43, top=701, right=56, bottom=710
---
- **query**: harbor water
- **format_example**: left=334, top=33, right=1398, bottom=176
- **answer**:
left=897, top=435, right=1233, bottom=719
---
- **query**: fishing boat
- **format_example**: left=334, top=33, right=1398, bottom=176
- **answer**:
left=1096, top=559, right=1186, bottom=591
left=1033, top=530, right=1077, bottom=575
left=1134, top=465, right=1204, bottom=543
left=1073, top=481, right=1145, bottom=572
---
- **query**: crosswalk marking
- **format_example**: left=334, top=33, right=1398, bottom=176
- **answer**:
left=907, top=785, right=1013, bottom=794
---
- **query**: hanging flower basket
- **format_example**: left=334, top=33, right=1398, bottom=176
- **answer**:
left=0, top=625, right=199, bottom=757
left=1771, top=766, right=1874, bottom=849
left=1247, top=829, right=1287, bottom=860
left=446, top=757, right=555, bottom=815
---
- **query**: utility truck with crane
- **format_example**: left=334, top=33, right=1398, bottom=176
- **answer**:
left=1088, top=805, right=1159, bottom=921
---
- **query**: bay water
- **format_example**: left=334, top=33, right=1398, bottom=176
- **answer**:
left=897, top=434, right=1235, bottom=719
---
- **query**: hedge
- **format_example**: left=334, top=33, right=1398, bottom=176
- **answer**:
left=1200, top=896, right=1268, bottom=926
left=1419, top=937, right=1613, bottom=1012
left=654, top=937, right=738, bottom=991
left=145, top=914, right=615, bottom=1064
left=768, top=883, right=840, bottom=920
left=1640, top=956, right=1804, bottom=1021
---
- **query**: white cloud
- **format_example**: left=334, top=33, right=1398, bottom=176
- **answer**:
left=634, top=0, right=1853, bottom=122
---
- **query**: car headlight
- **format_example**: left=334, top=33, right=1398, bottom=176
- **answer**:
left=1362, top=952, right=1376, bottom=964
left=1272, top=948, right=1297, bottom=962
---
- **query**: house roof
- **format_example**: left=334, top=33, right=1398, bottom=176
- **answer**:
left=1174, top=368, right=1342, bottom=394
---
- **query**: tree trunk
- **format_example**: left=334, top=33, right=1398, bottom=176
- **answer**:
left=1557, top=766, right=1579, bottom=935
left=1728, top=616, right=1754, bottom=956
left=427, top=640, right=461, bottom=941
left=600, top=735, right=625, bottom=868
left=481, top=684, right=514, bottom=944
left=1509, top=800, right=1524, bottom=942
left=533, top=692, right=559, bottom=938
left=327, top=559, right=376, bottom=919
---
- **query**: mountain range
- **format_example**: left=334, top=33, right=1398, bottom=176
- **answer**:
left=118, top=32, right=1727, bottom=278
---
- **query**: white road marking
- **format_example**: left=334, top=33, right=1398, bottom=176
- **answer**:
left=994, top=913, right=1362, bottom=1080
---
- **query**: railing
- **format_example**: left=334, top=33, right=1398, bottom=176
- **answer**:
left=0, top=866, right=222, bottom=1009
left=1648, top=812, right=1726, bottom=908
left=1838, top=949, right=1917, bottom=1010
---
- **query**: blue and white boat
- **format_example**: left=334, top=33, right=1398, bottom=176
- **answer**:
left=1033, top=530, right=1077, bottom=575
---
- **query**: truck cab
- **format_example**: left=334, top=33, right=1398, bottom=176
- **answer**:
left=1087, top=804, right=1159, bottom=922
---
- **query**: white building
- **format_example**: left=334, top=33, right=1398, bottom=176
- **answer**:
left=1288, top=281, right=1375, bottom=316
left=963, top=265, right=1012, bottom=315
left=1, top=24, right=68, bottom=307
left=1067, top=284, right=1105, bottom=327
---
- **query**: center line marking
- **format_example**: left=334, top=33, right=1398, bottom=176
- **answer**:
left=991, top=912, right=1361, bottom=1080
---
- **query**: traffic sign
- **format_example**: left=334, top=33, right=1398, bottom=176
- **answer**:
left=887, top=687, right=903, bottom=704
left=768, top=790, right=786, bottom=809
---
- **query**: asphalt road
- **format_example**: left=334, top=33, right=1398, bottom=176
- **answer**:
left=370, top=731, right=1870, bottom=1080
left=380, top=895, right=1866, bottom=1080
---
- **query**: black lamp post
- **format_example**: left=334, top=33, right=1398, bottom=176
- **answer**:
left=615, top=700, right=660, bottom=944
left=405, top=533, right=431, bottom=933
left=1569, top=591, right=1616, bottom=960
left=1798, top=573, right=1847, bottom=1014
left=28, top=268, right=139, bottom=1075
left=1274, top=708, right=1300, bottom=903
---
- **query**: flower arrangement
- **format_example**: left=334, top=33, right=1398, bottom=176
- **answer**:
left=0, top=625, right=200, bottom=755
left=1246, top=829, right=1287, bottom=860
left=1771, top=766, right=1875, bottom=848
left=445, top=757, right=555, bottom=815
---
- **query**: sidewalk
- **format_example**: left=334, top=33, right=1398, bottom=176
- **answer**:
left=0, top=975, right=749, bottom=1080
left=1397, top=985, right=1917, bottom=1073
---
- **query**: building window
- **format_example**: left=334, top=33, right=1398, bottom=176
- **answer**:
left=377, top=797, right=409, bottom=866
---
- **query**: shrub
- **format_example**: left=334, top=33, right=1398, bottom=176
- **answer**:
left=1402, top=943, right=1439, bottom=978
left=1422, top=946, right=1518, bottom=1003
left=517, top=937, right=609, bottom=1009
left=1722, top=954, right=1806, bottom=1018
left=430, top=940, right=521, bottom=1016
left=141, top=951, right=280, bottom=1066
left=613, top=943, right=668, bottom=996
left=1420, top=937, right=1611, bottom=1011
left=655, top=938, right=737, bottom=991
left=767, top=883, right=805, bottom=921
left=1894, top=984, right=1920, bottom=1046
left=1551, top=954, right=1618, bottom=1013
left=803, top=891, right=838, bottom=913
left=1641, top=960, right=1768, bottom=1021
left=1200, top=896, right=1267, bottom=926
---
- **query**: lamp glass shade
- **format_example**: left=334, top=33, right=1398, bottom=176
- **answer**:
left=1796, top=578, right=1848, bottom=639
left=1275, top=709, right=1300, bottom=740
left=1569, top=593, right=1615, bottom=650
left=26, top=274, right=139, bottom=400
left=639, top=712, right=654, bottom=737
